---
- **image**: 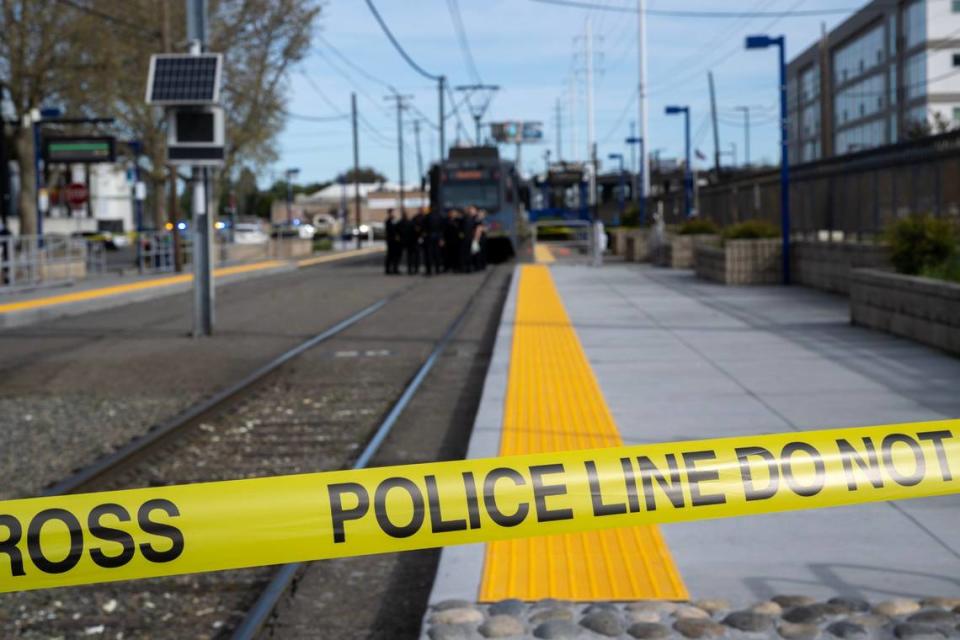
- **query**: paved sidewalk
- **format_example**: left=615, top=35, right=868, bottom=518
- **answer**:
left=552, top=264, right=960, bottom=605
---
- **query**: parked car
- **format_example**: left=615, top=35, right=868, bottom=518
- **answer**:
left=233, top=222, right=269, bottom=245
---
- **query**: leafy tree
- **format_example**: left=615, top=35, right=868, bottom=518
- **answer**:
left=335, top=166, right=387, bottom=184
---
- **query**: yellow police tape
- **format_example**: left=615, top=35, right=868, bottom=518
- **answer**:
left=1, top=419, right=958, bottom=593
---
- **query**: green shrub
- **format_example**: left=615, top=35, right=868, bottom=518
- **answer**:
left=921, top=253, right=960, bottom=283
left=313, top=237, right=333, bottom=252
left=721, top=220, right=780, bottom=240
left=886, top=214, right=956, bottom=275
left=677, top=218, right=718, bottom=235
left=620, top=204, right=640, bottom=228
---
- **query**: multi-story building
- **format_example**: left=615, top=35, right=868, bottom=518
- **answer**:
left=787, top=0, right=960, bottom=163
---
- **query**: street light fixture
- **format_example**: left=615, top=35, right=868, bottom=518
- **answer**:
left=625, top=135, right=645, bottom=225
left=745, top=33, right=791, bottom=285
left=664, top=105, right=692, bottom=218
left=608, top=153, right=625, bottom=225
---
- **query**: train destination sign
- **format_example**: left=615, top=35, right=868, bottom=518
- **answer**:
left=43, top=137, right=116, bottom=164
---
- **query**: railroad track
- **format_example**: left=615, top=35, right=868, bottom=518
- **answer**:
left=4, top=267, right=500, bottom=640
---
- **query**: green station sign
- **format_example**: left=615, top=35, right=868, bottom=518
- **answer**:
left=43, top=137, right=116, bottom=164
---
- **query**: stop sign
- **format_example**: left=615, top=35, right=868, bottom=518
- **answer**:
left=64, top=183, right=88, bottom=208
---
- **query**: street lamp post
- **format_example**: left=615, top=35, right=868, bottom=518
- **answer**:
left=285, top=167, right=300, bottom=225
left=664, top=105, right=692, bottom=218
left=608, top=153, right=625, bottom=226
left=746, top=34, right=790, bottom=285
left=625, top=135, right=645, bottom=225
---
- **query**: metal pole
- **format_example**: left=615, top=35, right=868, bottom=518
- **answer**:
left=437, top=77, right=445, bottom=211
left=617, top=155, right=625, bottom=225
left=585, top=16, right=596, bottom=192
left=629, top=121, right=637, bottom=202
left=637, top=0, right=650, bottom=200
left=684, top=108, right=692, bottom=218
left=708, top=71, right=721, bottom=173
left=778, top=37, right=791, bottom=285
left=639, top=137, right=646, bottom=225
left=192, top=167, right=213, bottom=336
left=352, top=92, right=362, bottom=249
left=413, top=119, right=424, bottom=182
left=438, top=76, right=445, bottom=163
left=33, top=120, right=43, bottom=237
left=285, top=175, right=292, bottom=224
left=556, top=98, right=562, bottom=161
left=0, top=84, right=9, bottom=229
left=737, top=106, right=751, bottom=166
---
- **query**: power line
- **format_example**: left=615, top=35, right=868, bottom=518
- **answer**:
left=300, top=72, right=394, bottom=145
left=284, top=111, right=350, bottom=123
left=446, top=0, right=482, bottom=83
left=528, top=0, right=861, bottom=17
left=53, top=0, right=162, bottom=38
left=364, top=0, right=441, bottom=81
left=314, top=34, right=440, bottom=131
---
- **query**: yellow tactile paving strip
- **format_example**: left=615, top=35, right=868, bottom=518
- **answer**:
left=479, top=265, right=688, bottom=602
left=0, top=247, right=381, bottom=315
left=533, top=244, right=555, bottom=264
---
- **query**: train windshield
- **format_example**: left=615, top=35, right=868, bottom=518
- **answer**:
left=442, top=183, right=500, bottom=210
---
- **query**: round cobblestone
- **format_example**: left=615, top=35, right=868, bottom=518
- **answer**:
left=695, top=599, right=731, bottom=615
left=533, top=619, right=583, bottom=639
left=751, top=601, right=784, bottom=617
left=673, top=618, right=727, bottom=638
left=893, top=622, right=947, bottom=639
left=434, top=599, right=475, bottom=612
left=774, top=595, right=818, bottom=608
left=723, top=611, right=773, bottom=632
left=429, top=623, right=477, bottom=640
left=580, top=610, right=625, bottom=637
left=907, top=610, right=956, bottom=625
left=488, top=599, right=526, bottom=617
left=627, top=610, right=663, bottom=624
left=921, top=598, right=960, bottom=610
left=847, top=614, right=889, bottom=628
left=627, top=622, right=672, bottom=639
left=673, top=605, right=711, bottom=620
left=875, top=599, right=921, bottom=617
left=431, top=607, right=485, bottom=625
left=826, top=598, right=870, bottom=614
left=479, top=614, right=525, bottom=638
left=530, top=607, right=575, bottom=624
left=627, top=601, right=679, bottom=615
left=777, top=621, right=821, bottom=639
left=825, top=620, right=868, bottom=638
left=783, top=606, right=827, bottom=625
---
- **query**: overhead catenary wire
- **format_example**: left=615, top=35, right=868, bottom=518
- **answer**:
left=446, top=0, right=482, bottom=83
left=528, top=0, right=867, bottom=17
left=53, top=0, right=162, bottom=38
left=364, top=0, right=441, bottom=81
left=314, top=34, right=441, bottom=131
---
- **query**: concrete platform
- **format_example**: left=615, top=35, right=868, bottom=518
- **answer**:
left=428, top=263, right=960, bottom=608
left=0, top=246, right=382, bottom=328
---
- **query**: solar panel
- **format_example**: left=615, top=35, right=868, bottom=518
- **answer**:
left=146, top=54, right=222, bottom=105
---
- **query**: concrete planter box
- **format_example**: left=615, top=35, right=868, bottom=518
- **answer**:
left=655, top=234, right=720, bottom=269
left=850, top=268, right=960, bottom=355
left=609, top=228, right=629, bottom=256
left=271, top=238, right=312, bottom=259
left=793, top=241, right=890, bottom=295
left=624, top=229, right=651, bottom=262
left=694, top=238, right=781, bottom=285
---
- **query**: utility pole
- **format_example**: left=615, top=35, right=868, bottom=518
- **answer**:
left=736, top=106, right=751, bottom=166
left=629, top=120, right=637, bottom=202
left=385, top=94, right=412, bottom=216
left=585, top=16, right=596, bottom=205
left=555, top=98, right=563, bottom=161
left=569, top=74, right=579, bottom=163
left=351, top=92, right=362, bottom=249
left=438, top=76, right=446, bottom=163
left=413, top=119, right=424, bottom=184
left=187, top=0, right=213, bottom=337
left=637, top=0, right=650, bottom=205
left=708, top=71, right=721, bottom=173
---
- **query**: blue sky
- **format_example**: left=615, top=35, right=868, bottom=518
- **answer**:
left=273, top=0, right=854, bottom=186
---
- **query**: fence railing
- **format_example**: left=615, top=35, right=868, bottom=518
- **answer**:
left=0, top=235, right=89, bottom=290
left=648, top=129, right=960, bottom=237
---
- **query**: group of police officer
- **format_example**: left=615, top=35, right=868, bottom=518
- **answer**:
left=383, top=205, right=488, bottom=276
